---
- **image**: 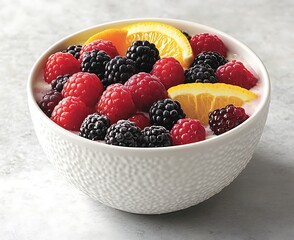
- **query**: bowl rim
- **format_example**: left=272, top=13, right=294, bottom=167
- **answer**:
left=27, top=17, right=270, bottom=154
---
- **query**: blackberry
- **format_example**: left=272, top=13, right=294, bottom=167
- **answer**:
left=185, top=64, right=217, bottom=83
left=191, top=51, right=228, bottom=70
left=126, top=40, right=160, bottom=73
left=181, top=31, right=191, bottom=41
left=79, top=113, right=110, bottom=141
left=38, top=90, right=63, bottom=117
left=141, top=126, right=171, bottom=147
left=104, top=120, right=142, bottom=147
left=51, top=74, right=71, bottom=92
left=209, top=104, right=249, bottom=135
left=149, top=98, right=185, bottom=130
left=62, top=45, right=82, bottom=59
left=103, top=56, right=136, bottom=87
left=81, top=49, right=111, bottom=79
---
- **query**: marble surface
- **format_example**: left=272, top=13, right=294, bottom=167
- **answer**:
left=1, top=0, right=294, bottom=239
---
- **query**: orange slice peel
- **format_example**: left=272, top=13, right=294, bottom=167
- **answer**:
left=85, top=28, right=128, bottom=56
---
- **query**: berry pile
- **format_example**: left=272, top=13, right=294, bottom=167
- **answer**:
left=38, top=22, right=259, bottom=147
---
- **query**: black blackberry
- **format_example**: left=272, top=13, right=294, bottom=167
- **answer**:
left=38, top=90, right=63, bottom=117
left=104, top=120, right=142, bottom=147
left=141, top=126, right=171, bottom=147
left=102, top=56, right=136, bottom=87
left=79, top=113, right=110, bottom=141
left=81, top=49, right=111, bottom=79
left=181, top=31, right=191, bottom=41
left=51, top=74, right=71, bottom=92
left=208, top=104, right=249, bottom=135
left=126, top=40, right=160, bottom=73
left=62, top=45, right=82, bottom=59
left=185, top=64, right=217, bottom=83
left=149, top=98, right=185, bottom=130
left=191, top=51, right=228, bottom=70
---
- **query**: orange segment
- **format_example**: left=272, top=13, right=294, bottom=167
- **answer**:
left=174, top=95, right=197, bottom=119
left=85, top=28, right=128, bottom=56
left=168, top=83, right=258, bottom=124
left=84, top=22, right=194, bottom=67
left=123, top=22, right=194, bottom=68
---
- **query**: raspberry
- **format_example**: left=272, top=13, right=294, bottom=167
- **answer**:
left=126, top=40, right=160, bottom=73
left=170, top=118, right=206, bottom=145
left=149, top=98, right=185, bottom=130
left=104, top=120, right=142, bottom=147
left=51, top=74, right=71, bottom=92
left=185, top=64, right=217, bottom=83
left=128, top=113, right=150, bottom=130
left=44, top=52, right=80, bottom=84
left=79, top=40, right=118, bottom=63
left=79, top=113, right=110, bottom=141
left=62, top=45, right=82, bottom=59
left=125, top=73, right=168, bottom=111
left=62, top=72, right=103, bottom=107
left=96, top=84, right=136, bottom=124
left=190, top=33, right=227, bottom=57
left=51, top=96, right=91, bottom=131
left=81, top=50, right=111, bottom=79
left=103, top=56, right=136, bottom=87
left=38, top=90, right=63, bottom=117
left=191, top=51, right=228, bottom=71
left=216, top=60, right=258, bottom=90
left=151, top=57, right=185, bottom=89
left=141, top=126, right=171, bottom=147
left=208, top=104, right=249, bottom=135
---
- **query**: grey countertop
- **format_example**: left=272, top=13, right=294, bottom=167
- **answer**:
left=1, top=0, right=294, bottom=239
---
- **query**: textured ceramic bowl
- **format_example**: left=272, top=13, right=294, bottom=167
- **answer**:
left=28, top=18, right=270, bottom=214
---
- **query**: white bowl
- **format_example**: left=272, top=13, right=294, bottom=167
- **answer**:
left=27, top=18, right=270, bottom=214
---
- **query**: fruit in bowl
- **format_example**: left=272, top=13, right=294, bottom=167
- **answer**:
left=36, top=21, right=260, bottom=146
left=28, top=19, right=270, bottom=214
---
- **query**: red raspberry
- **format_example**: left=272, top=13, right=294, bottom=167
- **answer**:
left=62, top=72, right=103, bottom=107
left=44, top=52, right=80, bottom=83
left=170, top=118, right=206, bottom=145
left=79, top=40, right=119, bottom=63
left=128, top=113, right=150, bottom=130
left=150, top=57, right=185, bottom=89
left=51, top=96, right=92, bottom=131
left=96, top=84, right=136, bottom=124
left=209, top=104, right=249, bottom=135
left=216, top=60, right=258, bottom=90
left=190, top=33, right=227, bottom=57
left=124, top=73, right=168, bottom=111
left=38, top=90, right=63, bottom=117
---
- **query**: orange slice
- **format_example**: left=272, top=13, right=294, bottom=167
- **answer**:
left=168, top=83, right=258, bottom=124
left=123, top=22, right=194, bottom=68
left=85, top=28, right=128, bottom=56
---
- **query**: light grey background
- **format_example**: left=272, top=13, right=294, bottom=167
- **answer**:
left=1, top=0, right=293, bottom=239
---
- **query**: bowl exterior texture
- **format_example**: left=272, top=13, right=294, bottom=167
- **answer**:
left=28, top=19, right=270, bottom=214
left=29, top=103, right=268, bottom=214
